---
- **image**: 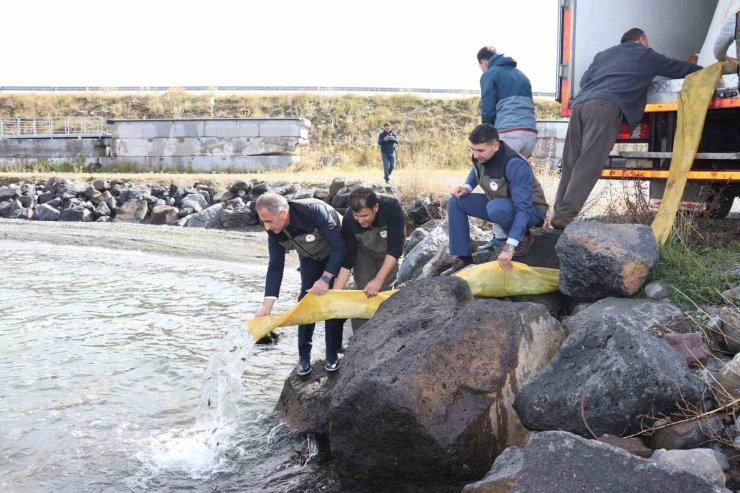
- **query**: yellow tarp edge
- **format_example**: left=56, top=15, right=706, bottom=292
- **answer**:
left=651, top=63, right=725, bottom=244
left=247, top=261, right=561, bottom=341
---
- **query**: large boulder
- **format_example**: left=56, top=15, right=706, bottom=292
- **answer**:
left=328, top=177, right=346, bottom=198
left=59, top=206, right=92, bottom=222
left=513, top=319, right=706, bottom=438
left=150, top=205, right=180, bottom=225
left=33, top=203, right=60, bottom=221
left=275, top=363, right=338, bottom=435
left=655, top=449, right=726, bottom=487
left=718, top=306, right=740, bottom=354
left=218, top=203, right=259, bottom=229
left=648, top=416, right=724, bottom=450
left=328, top=277, right=565, bottom=486
left=402, top=219, right=442, bottom=256
left=396, top=222, right=448, bottom=284
left=115, top=199, right=148, bottom=223
left=713, top=352, right=740, bottom=405
left=184, top=204, right=223, bottom=228
left=556, top=222, right=657, bottom=301
left=0, top=200, right=12, bottom=218
left=180, top=193, right=207, bottom=212
left=8, top=200, right=31, bottom=220
left=406, top=200, right=432, bottom=226
left=0, top=186, right=18, bottom=200
left=48, top=178, right=82, bottom=196
left=461, top=431, right=728, bottom=493
left=562, top=297, right=683, bottom=335
left=228, top=180, right=251, bottom=194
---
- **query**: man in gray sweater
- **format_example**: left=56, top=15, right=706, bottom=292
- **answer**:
left=551, top=28, right=701, bottom=229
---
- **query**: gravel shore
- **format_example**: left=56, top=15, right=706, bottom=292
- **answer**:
left=0, top=218, right=286, bottom=266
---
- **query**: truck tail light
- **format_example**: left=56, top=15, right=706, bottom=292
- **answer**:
left=617, top=123, right=649, bottom=140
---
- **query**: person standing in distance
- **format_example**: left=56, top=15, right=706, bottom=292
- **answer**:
left=377, top=123, right=399, bottom=184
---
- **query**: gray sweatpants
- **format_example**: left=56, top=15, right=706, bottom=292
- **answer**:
left=499, top=129, right=538, bottom=159
left=553, top=99, right=622, bottom=222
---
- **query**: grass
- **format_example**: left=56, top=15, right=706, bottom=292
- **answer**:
left=649, top=215, right=739, bottom=308
left=0, top=90, right=562, bottom=172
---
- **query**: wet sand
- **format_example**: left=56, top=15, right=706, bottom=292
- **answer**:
left=0, top=219, right=296, bottom=267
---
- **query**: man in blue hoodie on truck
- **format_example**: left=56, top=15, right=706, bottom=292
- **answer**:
left=476, top=46, right=539, bottom=251
left=477, top=46, right=538, bottom=159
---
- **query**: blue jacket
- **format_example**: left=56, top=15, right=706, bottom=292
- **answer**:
left=377, top=130, right=398, bottom=154
left=575, top=42, right=701, bottom=128
left=480, top=54, right=536, bottom=132
left=464, top=143, right=540, bottom=243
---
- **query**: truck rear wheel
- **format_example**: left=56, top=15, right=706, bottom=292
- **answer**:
left=707, top=188, right=737, bottom=219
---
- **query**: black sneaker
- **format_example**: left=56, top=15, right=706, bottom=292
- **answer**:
left=325, top=358, right=340, bottom=372
left=296, top=359, right=312, bottom=376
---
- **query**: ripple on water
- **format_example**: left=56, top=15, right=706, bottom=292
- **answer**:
left=0, top=240, right=331, bottom=492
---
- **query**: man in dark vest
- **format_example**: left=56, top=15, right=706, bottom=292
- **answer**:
left=254, top=192, right=346, bottom=376
left=444, top=123, right=549, bottom=275
left=333, top=187, right=404, bottom=328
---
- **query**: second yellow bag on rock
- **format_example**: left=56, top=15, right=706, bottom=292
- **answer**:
left=454, top=261, right=560, bottom=298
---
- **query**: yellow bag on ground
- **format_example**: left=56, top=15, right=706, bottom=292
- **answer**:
left=651, top=63, right=724, bottom=244
left=454, top=261, right=560, bottom=298
left=247, top=261, right=561, bottom=340
left=248, top=290, right=396, bottom=341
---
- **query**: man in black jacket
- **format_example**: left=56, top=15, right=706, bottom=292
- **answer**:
left=254, top=192, right=346, bottom=376
left=551, top=28, right=701, bottom=229
left=333, top=188, right=404, bottom=328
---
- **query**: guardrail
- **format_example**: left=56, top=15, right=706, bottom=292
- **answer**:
left=0, top=85, right=556, bottom=98
left=0, top=117, right=109, bottom=138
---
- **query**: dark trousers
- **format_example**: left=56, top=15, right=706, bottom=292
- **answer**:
left=381, top=152, right=396, bottom=180
left=447, top=194, right=545, bottom=257
left=297, top=255, right=343, bottom=363
left=553, top=99, right=622, bottom=222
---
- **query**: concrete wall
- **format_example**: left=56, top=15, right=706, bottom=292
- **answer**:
left=0, top=118, right=311, bottom=171
left=105, top=118, right=310, bottom=171
left=0, top=137, right=106, bottom=168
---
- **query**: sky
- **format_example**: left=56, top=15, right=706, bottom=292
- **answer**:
left=3, top=0, right=559, bottom=92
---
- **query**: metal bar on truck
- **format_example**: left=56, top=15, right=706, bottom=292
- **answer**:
left=601, top=169, right=740, bottom=181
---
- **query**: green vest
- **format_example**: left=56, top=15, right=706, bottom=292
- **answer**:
left=278, top=199, right=342, bottom=261
left=354, top=224, right=389, bottom=261
left=472, top=142, right=549, bottom=214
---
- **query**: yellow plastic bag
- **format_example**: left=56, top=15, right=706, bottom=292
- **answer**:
left=248, top=290, right=396, bottom=342
left=247, top=261, right=561, bottom=340
left=454, top=261, right=560, bottom=298
left=651, top=63, right=724, bottom=244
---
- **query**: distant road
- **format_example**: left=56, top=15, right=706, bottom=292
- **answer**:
left=0, top=85, right=556, bottom=98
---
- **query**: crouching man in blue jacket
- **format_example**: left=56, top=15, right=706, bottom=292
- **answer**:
left=443, top=124, right=549, bottom=275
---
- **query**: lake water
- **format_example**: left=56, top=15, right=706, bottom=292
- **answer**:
left=0, top=240, right=336, bottom=492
